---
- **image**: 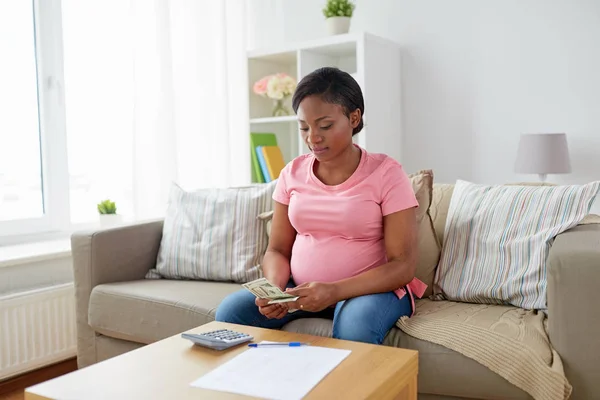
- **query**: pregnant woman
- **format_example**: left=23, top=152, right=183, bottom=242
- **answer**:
left=215, top=66, right=425, bottom=344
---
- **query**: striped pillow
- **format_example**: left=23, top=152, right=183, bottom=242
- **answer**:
left=433, top=179, right=600, bottom=310
left=146, top=181, right=277, bottom=283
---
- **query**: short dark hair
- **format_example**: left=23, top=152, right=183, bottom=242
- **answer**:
left=292, top=67, right=364, bottom=136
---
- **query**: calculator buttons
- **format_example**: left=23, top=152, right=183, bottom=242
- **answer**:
left=182, top=329, right=254, bottom=350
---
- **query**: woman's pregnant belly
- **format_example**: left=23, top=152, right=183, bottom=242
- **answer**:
left=290, top=234, right=388, bottom=285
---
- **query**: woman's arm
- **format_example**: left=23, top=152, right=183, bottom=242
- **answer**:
left=261, top=201, right=297, bottom=290
left=285, top=207, right=418, bottom=310
left=330, top=207, right=418, bottom=302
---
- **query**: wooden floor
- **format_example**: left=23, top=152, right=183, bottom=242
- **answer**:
left=0, top=358, right=77, bottom=400
left=0, top=390, right=23, bottom=400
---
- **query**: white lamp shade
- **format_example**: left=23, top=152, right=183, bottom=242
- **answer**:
left=515, top=133, right=571, bottom=175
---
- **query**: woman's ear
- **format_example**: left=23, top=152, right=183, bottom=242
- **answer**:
left=349, top=109, right=361, bottom=128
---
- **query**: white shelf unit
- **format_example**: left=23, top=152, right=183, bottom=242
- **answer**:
left=247, top=32, right=402, bottom=183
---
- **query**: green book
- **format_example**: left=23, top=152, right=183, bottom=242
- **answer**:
left=249, top=132, right=278, bottom=183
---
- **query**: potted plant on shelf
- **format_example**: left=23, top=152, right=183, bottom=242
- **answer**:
left=323, top=0, right=355, bottom=35
left=97, top=199, right=122, bottom=228
left=253, top=73, right=297, bottom=117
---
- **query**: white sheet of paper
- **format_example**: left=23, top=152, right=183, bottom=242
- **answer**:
left=190, top=343, right=351, bottom=400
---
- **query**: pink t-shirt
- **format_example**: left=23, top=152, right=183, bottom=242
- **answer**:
left=272, top=145, right=419, bottom=299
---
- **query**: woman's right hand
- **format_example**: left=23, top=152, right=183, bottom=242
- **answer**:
left=255, top=297, right=288, bottom=319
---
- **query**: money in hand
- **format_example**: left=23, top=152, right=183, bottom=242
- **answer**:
left=242, top=277, right=299, bottom=304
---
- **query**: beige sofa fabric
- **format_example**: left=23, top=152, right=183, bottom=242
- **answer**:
left=430, top=183, right=454, bottom=246
left=89, top=280, right=241, bottom=344
left=408, top=170, right=441, bottom=298
left=548, top=224, right=600, bottom=400
left=397, top=300, right=571, bottom=400
left=281, top=316, right=530, bottom=399
left=71, top=220, right=164, bottom=368
left=95, top=335, right=145, bottom=364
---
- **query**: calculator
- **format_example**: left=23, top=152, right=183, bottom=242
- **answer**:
left=181, top=329, right=254, bottom=351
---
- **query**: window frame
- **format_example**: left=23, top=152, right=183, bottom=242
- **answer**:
left=0, top=0, right=71, bottom=245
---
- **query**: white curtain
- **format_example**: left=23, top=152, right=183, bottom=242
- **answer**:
left=62, top=0, right=250, bottom=222
left=129, top=0, right=250, bottom=220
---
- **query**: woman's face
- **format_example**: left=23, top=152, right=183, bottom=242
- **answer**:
left=297, top=95, right=360, bottom=162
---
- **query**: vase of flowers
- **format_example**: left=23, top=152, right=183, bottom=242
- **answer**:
left=253, top=73, right=297, bottom=117
left=323, top=0, right=355, bottom=35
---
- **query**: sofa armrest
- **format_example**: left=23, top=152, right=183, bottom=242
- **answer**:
left=71, top=220, right=164, bottom=368
left=548, top=223, right=600, bottom=400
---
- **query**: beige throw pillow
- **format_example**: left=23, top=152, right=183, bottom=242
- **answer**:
left=408, top=169, right=441, bottom=297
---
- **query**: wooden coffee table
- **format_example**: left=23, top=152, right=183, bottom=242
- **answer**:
left=25, top=321, right=418, bottom=399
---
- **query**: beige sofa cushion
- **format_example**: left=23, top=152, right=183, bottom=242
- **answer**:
left=407, top=169, right=440, bottom=297
left=259, top=169, right=441, bottom=298
left=281, top=312, right=529, bottom=400
left=431, top=183, right=454, bottom=246
left=88, top=280, right=242, bottom=344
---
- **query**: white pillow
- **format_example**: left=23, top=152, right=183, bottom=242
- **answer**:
left=433, top=179, right=600, bottom=310
left=147, top=181, right=277, bottom=283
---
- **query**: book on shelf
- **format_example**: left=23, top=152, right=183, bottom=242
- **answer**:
left=255, top=146, right=271, bottom=182
left=255, top=145, right=286, bottom=183
left=260, top=145, right=286, bottom=181
left=249, top=132, right=278, bottom=183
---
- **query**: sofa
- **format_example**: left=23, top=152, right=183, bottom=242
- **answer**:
left=71, top=182, right=600, bottom=400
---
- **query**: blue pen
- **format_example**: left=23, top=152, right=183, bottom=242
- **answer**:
left=248, top=342, right=308, bottom=347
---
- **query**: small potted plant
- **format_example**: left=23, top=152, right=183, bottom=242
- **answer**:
left=253, top=73, right=297, bottom=117
left=97, top=199, right=122, bottom=228
left=322, top=0, right=355, bottom=35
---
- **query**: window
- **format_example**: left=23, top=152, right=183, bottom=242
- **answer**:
left=0, top=0, right=69, bottom=241
left=1, top=0, right=242, bottom=243
left=0, top=0, right=45, bottom=223
left=0, top=0, right=130, bottom=243
left=61, top=0, right=134, bottom=224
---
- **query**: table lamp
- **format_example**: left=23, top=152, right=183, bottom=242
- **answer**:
left=514, top=133, right=571, bottom=182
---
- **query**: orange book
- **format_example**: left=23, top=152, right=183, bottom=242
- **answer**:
left=261, top=145, right=286, bottom=180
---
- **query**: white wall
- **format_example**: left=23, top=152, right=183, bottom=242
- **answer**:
left=247, top=0, right=600, bottom=212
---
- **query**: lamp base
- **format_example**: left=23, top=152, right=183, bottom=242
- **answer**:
left=538, top=173, right=547, bottom=183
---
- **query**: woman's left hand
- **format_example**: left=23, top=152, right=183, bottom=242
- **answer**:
left=285, top=282, right=338, bottom=312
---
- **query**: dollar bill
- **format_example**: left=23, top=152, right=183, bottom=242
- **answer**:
left=242, top=277, right=299, bottom=304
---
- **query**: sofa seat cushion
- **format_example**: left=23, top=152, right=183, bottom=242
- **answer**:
left=89, top=280, right=241, bottom=344
left=281, top=309, right=530, bottom=400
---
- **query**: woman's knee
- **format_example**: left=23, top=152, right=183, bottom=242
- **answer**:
left=333, top=322, right=382, bottom=344
left=214, top=290, right=257, bottom=325
left=332, top=293, right=410, bottom=345
left=332, top=299, right=383, bottom=344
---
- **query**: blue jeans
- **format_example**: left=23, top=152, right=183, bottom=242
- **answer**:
left=215, top=280, right=412, bottom=345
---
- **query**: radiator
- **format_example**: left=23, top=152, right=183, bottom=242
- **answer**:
left=0, top=283, right=76, bottom=380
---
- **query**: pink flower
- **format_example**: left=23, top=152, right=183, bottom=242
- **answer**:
left=253, top=73, right=297, bottom=100
left=253, top=76, right=270, bottom=96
